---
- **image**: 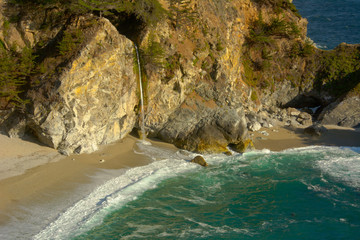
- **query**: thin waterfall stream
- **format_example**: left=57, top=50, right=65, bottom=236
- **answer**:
left=134, top=44, right=146, bottom=141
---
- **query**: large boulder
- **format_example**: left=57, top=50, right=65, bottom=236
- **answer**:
left=191, top=155, right=208, bottom=167
left=27, top=17, right=138, bottom=154
left=158, top=91, right=248, bottom=153
left=1, top=111, right=27, bottom=138
left=319, top=96, right=360, bottom=128
left=304, top=124, right=327, bottom=137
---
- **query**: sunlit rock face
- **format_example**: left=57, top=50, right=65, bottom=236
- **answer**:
left=27, top=18, right=138, bottom=154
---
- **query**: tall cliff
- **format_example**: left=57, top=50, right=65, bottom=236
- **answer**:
left=0, top=0, right=359, bottom=154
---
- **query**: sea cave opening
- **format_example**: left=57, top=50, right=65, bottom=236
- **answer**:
left=103, top=10, right=147, bottom=44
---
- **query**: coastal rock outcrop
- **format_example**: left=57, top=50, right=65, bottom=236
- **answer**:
left=1, top=0, right=360, bottom=155
left=26, top=17, right=138, bottom=154
left=319, top=96, right=360, bottom=128
left=191, top=155, right=208, bottom=167
left=157, top=92, right=248, bottom=153
left=304, top=124, right=327, bottom=137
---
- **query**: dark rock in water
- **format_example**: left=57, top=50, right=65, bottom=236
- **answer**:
left=304, top=124, right=327, bottom=137
left=231, top=139, right=255, bottom=153
left=191, top=156, right=208, bottom=167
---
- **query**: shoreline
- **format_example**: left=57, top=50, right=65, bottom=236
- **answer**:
left=0, top=134, right=177, bottom=225
left=1, top=124, right=360, bottom=229
left=252, top=124, right=360, bottom=151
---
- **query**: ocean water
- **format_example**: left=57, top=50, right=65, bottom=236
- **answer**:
left=294, top=0, right=360, bottom=49
left=28, top=143, right=360, bottom=240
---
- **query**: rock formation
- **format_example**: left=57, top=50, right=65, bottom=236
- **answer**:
left=29, top=17, right=138, bottom=155
left=1, top=15, right=139, bottom=154
left=191, top=155, right=208, bottom=167
left=304, top=124, right=328, bottom=137
left=0, top=0, right=359, bottom=155
left=319, top=96, right=360, bottom=128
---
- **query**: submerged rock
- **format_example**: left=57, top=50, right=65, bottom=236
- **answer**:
left=191, top=156, right=208, bottom=167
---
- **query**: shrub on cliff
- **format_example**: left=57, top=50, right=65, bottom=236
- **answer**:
left=10, top=0, right=167, bottom=27
left=0, top=45, right=35, bottom=109
left=315, top=44, right=360, bottom=96
left=253, top=0, right=301, bottom=18
left=58, top=28, right=84, bottom=56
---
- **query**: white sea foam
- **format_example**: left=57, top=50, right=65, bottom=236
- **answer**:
left=317, top=148, right=360, bottom=189
left=314, top=42, right=328, bottom=49
left=33, top=142, right=201, bottom=240
left=281, top=146, right=360, bottom=189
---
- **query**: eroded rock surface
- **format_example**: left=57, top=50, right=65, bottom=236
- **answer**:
left=319, top=96, right=360, bottom=128
left=27, top=18, right=138, bottom=154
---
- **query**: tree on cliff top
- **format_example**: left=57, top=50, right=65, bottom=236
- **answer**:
left=75, top=0, right=166, bottom=25
left=9, top=0, right=167, bottom=26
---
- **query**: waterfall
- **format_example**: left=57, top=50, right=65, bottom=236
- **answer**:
left=134, top=44, right=146, bottom=140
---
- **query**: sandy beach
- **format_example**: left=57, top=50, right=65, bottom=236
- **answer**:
left=0, top=134, right=177, bottom=225
left=1, top=124, right=360, bottom=228
left=252, top=124, right=360, bottom=151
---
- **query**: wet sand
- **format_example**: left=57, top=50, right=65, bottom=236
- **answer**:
left=0, top=134, right=176, bottom=224
left=252, top=124, right=360, bottom=151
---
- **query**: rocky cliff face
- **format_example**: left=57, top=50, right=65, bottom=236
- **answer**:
left=136, top=0, right=312, bottom=151
left=1, top=0, right=360, bottom=154
left=1, top=8, right=139, bottom=154
left=27, top=17, right=138, bottom=154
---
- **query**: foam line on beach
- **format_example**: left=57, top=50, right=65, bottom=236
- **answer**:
left=317, top=150, right=360, bottom=189
left=33, top=143, right=201, bottom=239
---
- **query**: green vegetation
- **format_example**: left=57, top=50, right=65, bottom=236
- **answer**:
left=349, top=81, right=360, bottom=96
left=58, top=29, right=84, bottom=56
left=163, top=53, right=181, bottom=83
left=250, top=90, right=258, bottom=102
left=248, top=14, right=300, bottom=45
left=254, top=0, right=301, bottom=18
left=247, top=14, right=273, bottom=46
left=315, top=45, right=360, bottom=96
left=0, top=45, right=36, bottom=108
left=289, top=39, right=315, bottom=58
left=143, top=34, right=165, bottom=67
left=243, top=8, right=305, bottom=92
left=10, top=0, right=167, bottom=27
left=2, top=20, right=10, bottom=37
left=243, top=58, right=256, bottom=87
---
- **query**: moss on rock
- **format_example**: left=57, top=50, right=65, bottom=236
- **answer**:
left=232, top=139, right=255, bottom=153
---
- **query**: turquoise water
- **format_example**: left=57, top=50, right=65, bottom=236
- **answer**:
left=34, top=144, right=360, bottom=239
left=294, top=0, right=360, bottom=49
